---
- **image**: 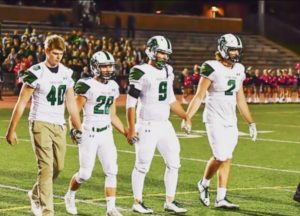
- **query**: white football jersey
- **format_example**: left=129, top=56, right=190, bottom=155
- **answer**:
left=128, top=64, right=176, bottom=121
left=201, top=60, right=245, bottom=125
left=20, top=62, right=74, bottom=125
left=74, top=78, right=119, bottom=127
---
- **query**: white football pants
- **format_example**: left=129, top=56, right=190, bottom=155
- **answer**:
left=205, top=122, right=238, bottom=161
left=76, top=125, right=118, bottom=188
left=132, top=120, right=181, bottom=200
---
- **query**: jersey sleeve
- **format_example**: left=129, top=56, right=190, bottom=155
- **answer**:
left=74, top=79, right=91, bottom=98
left=128, top=66, right=145, bottom=90
left=19, top=65, right=40, bottom=88
left=200, top=62, right=215, bottom=81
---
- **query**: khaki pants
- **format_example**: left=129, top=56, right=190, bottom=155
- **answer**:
left=29, top=121, right=67, bottom=216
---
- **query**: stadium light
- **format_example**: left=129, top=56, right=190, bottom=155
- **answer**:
left=211, top=6, right=219, bottom=18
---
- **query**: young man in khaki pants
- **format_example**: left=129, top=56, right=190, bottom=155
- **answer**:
left=6, top=34, right=82, bottom=216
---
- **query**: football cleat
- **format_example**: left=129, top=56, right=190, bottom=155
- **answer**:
left=64, top=192, right=77, bottom=215
left=27, top=190, right=42, bottom=216
left=106, top=208, right=123, bottom=216
left=164, top=200, right=187, bottom=214
left=132, top=201, right=153, bottom=214
left=293, top=183, right=300, bottom=202
left=215, top=197, right=239, bottom=209
left=197, top=180, right=210, bottom=207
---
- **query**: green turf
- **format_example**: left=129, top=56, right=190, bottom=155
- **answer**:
left=0, top=104, right=300, bottom=215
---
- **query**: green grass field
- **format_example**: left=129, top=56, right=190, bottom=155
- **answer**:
left=1, top=104, right=300, bottom=215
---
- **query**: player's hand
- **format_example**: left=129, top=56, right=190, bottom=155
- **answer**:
left=181, top=118, right=192, bottom=135
left=249, top=123, right=257, bottom=142
left=127, top=129, right=139, bottom=145
left=70, top=128, right=82, bottom=144
left=6, top=131, right=19, bottom=146
left=124, top=127, right=129, bottom=137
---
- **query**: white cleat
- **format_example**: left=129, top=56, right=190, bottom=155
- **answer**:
left=64, top=193, right=77, bottom=215
left=215, top=197, right=239, bottom=209
left=132, top=202, right=153, bottom=214
left=164, top=200, right=187, bottom=214
left=27, top=190, right=42, bottom=216
left=106, top=208, right=123, bottom=216
left=197, top=180, right=210, bottom=207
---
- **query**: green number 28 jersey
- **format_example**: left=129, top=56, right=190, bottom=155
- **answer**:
left=74, top=78, right=119, bottom=128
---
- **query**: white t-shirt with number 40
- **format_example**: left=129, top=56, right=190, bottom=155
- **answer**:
left=19, top=62, right=74, bottom=125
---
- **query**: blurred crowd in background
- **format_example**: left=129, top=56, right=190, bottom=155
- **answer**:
left=0, top=27, right=299, bottom=104
left=0, top=27, right=147, bottom=99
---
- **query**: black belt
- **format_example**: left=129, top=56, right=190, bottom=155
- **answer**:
left=92, top=125, right=109, bottom=132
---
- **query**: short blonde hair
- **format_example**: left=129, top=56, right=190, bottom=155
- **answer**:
left=44, top=34, right=66, bottom=51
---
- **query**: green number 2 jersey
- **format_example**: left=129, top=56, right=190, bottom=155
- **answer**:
left=200, top=60, right=246, bottom=126
left=19, top=62, right=74, bottom=125
left=128, top=63, right=177, bottom=121
left=74, top=78, right=119, bottom=127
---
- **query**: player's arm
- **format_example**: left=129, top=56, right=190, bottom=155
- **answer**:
left=169, top=83, right=187, bottom=120
left=5, top=84, right=34, bottom=145
left=110, top=99, right=127, bottom=136
left=237, top=84, right=257, bottom=142
left=126, top=67, right=143, bottom=144
left=186, top=62, right=213, bottom=122
left=236, top=84, right=254, bottom=124
left=126, top=92, right=139, bottom=145
left=186, top=77, right=211, bottom=121
left=170, top=100, right=187, bottom=120
left=66, top=87, right=82, bottom=130
left=68, top=94, right=86, bottom=129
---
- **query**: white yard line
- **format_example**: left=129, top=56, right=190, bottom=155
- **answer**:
left=1, top=136, right=300, bottom=174
left=0, top=183, right=295, bottom=213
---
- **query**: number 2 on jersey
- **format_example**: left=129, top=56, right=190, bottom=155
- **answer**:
left=159, top=81, right=167, bottom=101
left=46, top=85, right=66, bottom=105
left=225, top=79, right=236, bottom=96
left=94, top=96, right=114, bottom=114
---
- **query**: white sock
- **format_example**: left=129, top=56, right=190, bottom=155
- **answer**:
left=217, top=187, right=227, bottom=201
left=132, top=168, right=146, bottom=201
left=106, top=196, right=116, bottom=211
left=164, top=167, right=178, bottom=198
left=68, top=189, right=76, bottom=197
left=201, top=178, right=210, bottom=187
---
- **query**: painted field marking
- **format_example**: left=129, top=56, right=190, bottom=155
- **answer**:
left=1, top=136, right=300, bottom=174
left=0, top=184, right=295, bottom=213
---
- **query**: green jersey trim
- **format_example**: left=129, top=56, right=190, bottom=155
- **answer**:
left=129, top=68, right=145, bottom=81
left=200, top=63, right=214, bottom=77
left=19, top=70, right=38, bottom=84
left=74, top=81, right=91, bottom=94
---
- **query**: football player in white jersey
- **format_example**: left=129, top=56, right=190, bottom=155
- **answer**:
left=183, top=33, right=257, bottom=209
left=126, top=36, right=188, bottom=214
left=64, top=51, right=126, bottom=216
left=5, top=35, right=82, bottom=216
